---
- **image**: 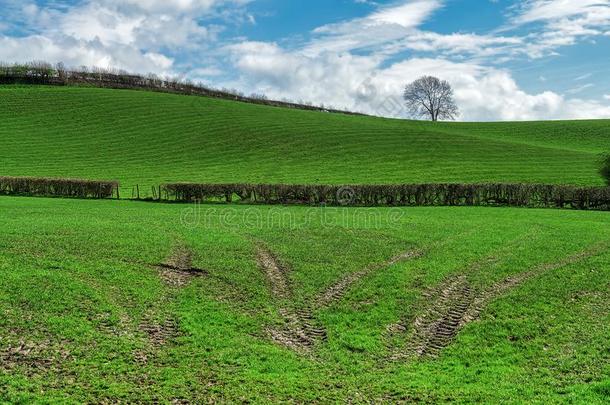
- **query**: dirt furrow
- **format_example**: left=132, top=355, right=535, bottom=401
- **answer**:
left=398, top=276, right=475, bottom=358
left=256, top=246, right=292, bottom=300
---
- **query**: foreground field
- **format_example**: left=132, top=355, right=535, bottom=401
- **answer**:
left=0, top=197, right=608, bottom=403
left=1, top=86, right=609, bottom=195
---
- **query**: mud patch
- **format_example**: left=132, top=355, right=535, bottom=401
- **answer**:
left=256, top=246, right=292, bottom=300
left=156, top=245, right=207, bottom=288
left=136, top=243, right=204, bottom=356
left=391, top=275, right=475, bottom=359
left=0, top=338, right=72, bottom=376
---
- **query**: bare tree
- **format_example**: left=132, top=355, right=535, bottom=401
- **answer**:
left=403, top=76, right=459, bottom=121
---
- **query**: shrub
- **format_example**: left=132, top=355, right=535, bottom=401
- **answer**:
left=161, top=183, right=610, bottom=211
left=0, top=176, right=118, bottom=199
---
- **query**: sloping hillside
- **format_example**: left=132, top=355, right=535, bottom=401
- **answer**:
left=1, top=86, right=608, bottom=192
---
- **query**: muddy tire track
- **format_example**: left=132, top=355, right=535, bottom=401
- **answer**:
left=156, top=244, right=207, bottom=288
left=460, top=242, right=608, bottom=327
left=256, top=246, right=293, bottom=300
left=139, top=244, right=206, bottom=354
left=316, top=249, right=424, bottom=309
left=256, top=245, right=326, bottom=353
left=390, top=242, right=607, bottom=360
left=258, top=244, right=424, bottom=353
left=392, top=275, right=475, bottom=359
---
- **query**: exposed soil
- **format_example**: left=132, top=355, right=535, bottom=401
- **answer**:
left=139, top=314, right=180, bottom=348
left=138, top=243, right=205, bottom=352
left=256, top=246, right=292, bottom=300
left=256, top=245, right=326, bottom=352
left=0, top=338, right=72, bottom=377
left=156, top=245, right=207, bottom=288
left=393, top=275, right=475, bottom=358
left=258, top=245, right=423, bottom=353
left=316, top=249, right=424, bottom=309
left=390, top=242, right=607, bottom=360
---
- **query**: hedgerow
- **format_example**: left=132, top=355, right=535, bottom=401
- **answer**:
left=0, top=61, right=362, bottom=116
left=0, top=176, right=118, bottom=199
left=161, top=183, right=610, bottom=210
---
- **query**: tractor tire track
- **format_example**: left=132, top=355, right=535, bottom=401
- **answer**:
left=460, top=242, right=608, bottom=327
left=156, top=244, right=207, bottom=288
left=390, top=242, right=607, bottom=360
left=256, top=246, right=292, bottom=300
left=256, top=245, right=326, bottom=352
left=139, top=244, right=205, bottom=352
left=258, top=243, right=428, bottom=352
left=316, top=249, right=424, bottom=309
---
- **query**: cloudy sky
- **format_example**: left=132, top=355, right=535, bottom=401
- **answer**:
left=1, top=0, right=610, bottom=121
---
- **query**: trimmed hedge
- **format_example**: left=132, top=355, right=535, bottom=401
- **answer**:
left=0, top=176, right=118, bottom=199
left=161, top=183, right=610, bottom=210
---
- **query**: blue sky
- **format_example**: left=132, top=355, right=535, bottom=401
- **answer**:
left=1, top=0, right=610, bottom=121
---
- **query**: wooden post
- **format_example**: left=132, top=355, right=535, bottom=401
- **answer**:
left=136, top=184, right=140, bottom=200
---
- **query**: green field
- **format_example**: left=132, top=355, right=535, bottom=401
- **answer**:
left=0, top=197, right=609, bottom=403
left=1, top=86, right=608, bottom=196
left=1, top=85, right=609, bottom=403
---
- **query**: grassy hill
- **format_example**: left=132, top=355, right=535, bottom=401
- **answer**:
left=1, top=86, right=608, bottom=195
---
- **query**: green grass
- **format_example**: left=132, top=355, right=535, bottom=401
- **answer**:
left=1, top=85, right=609, bottom=402
left=1, top=86, right=609, bottom=197
left=0, top=196, right=608, bottom=403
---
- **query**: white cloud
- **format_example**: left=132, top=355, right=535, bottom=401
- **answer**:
left=0, top=34, right=173, bottom=74
left=0, top=0, right=250, bottom=75
left=226, top=40, right=610, bottom=121
left=1, top=0, right=609, bottom=121
left=368, top=0, right=443, bottom=28
left=513, top=0, right=610, bottom=24
left=307, top=1, right=519, bottom=61
left=565, top=83, right=594, bottom=95
left=220, top=1, right=610, bottom=121
left=307, top=0, right=444, bottom=55
left=511, top=0, right=610, bottom=57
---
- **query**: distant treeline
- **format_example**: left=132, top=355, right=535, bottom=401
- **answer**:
left=0, top=61, right=364, bottom=116
left=162, top=183, right=610, bottom=210
left=0, top=176, right=118, bottom=199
